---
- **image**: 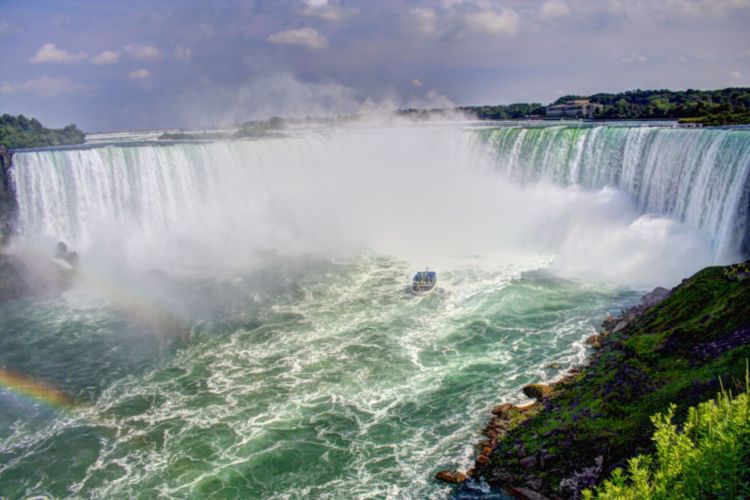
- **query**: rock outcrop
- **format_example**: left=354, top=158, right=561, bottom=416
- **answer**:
left=0, top=242, right=79, bottom=301
left=445, top=266, right=750, bottom=499
left=0, top=145, right=17, bottom=243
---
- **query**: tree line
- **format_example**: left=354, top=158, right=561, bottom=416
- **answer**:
left=0, top=114, right=85, bottom=149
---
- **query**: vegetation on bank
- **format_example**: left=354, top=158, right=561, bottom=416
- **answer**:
left=0, top=114, right=85, bottom=149
left=584, top=381, right=750, bottom=499
left=426, top=87, right=750, bottom=124
left=558, top=88, right=750, bottom=124
left=678, top=112, right=750, bottom=126
left=476, top=263, right=750, bottom=498
left=158, top=116, right=286, bottom=141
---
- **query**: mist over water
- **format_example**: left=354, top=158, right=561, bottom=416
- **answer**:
left=12, top=123, right=722, bottom=286
left=0, top=122, right=743, bottom=498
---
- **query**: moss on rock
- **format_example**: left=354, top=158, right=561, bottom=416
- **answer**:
left=476, top=264, right=750, bottom=498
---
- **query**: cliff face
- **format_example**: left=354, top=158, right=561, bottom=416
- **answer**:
left=0, top=145, right=17, bottom=243
left=467, top=264, right=750, bottom=499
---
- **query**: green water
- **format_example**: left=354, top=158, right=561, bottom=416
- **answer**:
left=0, top=253, right=638, bottom=499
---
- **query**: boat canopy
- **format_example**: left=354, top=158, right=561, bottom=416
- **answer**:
left=413, top=271, right=436, bottom=282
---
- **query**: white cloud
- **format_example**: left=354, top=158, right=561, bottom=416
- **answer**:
left=91, top=50, right=120, bottom=65
left=464, top=8, right=519, bottom=36
left=0, top=75, right=89, bottom=97
left=410, top=3, right=519, bottom=39
left=301, top=0, right=357, bottom=22
left=411, top=7, right=438, bottom=35
left=129, top=68, right=151, bottom=80
left=124, top=44, right=160, bottom=61
left=173, top=46, right=192, bottom=62
left=732, top=69, right=742, bottom=80
left=30, top=43, right=88, bottom=64
left=538, top=0, right=571, bottom=20
left=412, top=78, right=424, bottom=88
left=268, top=28, right=329, bottom=49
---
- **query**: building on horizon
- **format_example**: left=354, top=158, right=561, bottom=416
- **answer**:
left=545, top=99, right=603, bottom=119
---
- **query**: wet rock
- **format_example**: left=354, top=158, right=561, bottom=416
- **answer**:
left=689, top=327, right=750, bottom=363
left=492, top=403, right=514, bottom=416
left=559, top=456, right=604, bottom=497
left=507, top=485, right=550, bottom=500
left=54, top=241, right=80, bottom=268
left=612, top=320, right=630, bottom=334
left=0, top=146, right=17, bottom=243
left=540, top=451, right=557, bottom=470
left=0, top=251, right=73, bottom=301
left=523, top=476, right=543, bottom=492
left=523, top=384, right=553, bottom=401
left=436, top=470, right=467, bottom=484
left=55, top=241, right=68, bottom=258
left=64, top=251, right=79, bottom=267
left=520, top=455, right=538, bottom=469
left=642, top=286, right=671, bottom=308
left=601, top=314, right=617, bottom=330
left=585, top=334, right=602, bottom=349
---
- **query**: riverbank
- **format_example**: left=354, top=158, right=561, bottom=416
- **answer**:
left=440, top=262, right=750, bottom=498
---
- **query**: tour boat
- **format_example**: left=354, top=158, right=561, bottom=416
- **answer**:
left=412, top=270, right=437, bottom=295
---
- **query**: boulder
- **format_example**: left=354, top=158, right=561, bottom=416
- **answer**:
left=585, top=334, right=602, bottom=349
left=506, top=486, right=551, bottom=500
left=522, top=384, right=553, bottom=401
left=612, top=320, right=630, bottom=334
left=435, top=470, right=467, bottom=484
left=642, top=286, right=671, bottom=308
left=519, top=455, right=538, bottom=469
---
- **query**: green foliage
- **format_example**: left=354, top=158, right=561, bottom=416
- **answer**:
left=457, top=103, right=546, bottom=120
left=679, top=112, right=750, bottom=126
left=549, top=88, right=750, bottom=122
left=0, top=114, right=85, bottom=149
left=454, top=88, right=750, bottom=123
left=584, top=371, right=750, bottom=499
left=487, top=265, right=750, bottom=497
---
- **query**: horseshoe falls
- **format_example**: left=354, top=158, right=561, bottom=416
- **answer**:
left=1, top=123, right=748, bottom=499
left=479, top=125, right=750, bottom=262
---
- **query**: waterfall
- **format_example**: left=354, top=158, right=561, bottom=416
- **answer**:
left=478, top=125, right=750, bottom=261
left=8, top=124, right=750, bottom=271
left=9, top=127, right=482, bottom=269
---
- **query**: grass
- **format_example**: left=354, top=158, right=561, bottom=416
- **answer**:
left=484, top=265, right=750, bottom=497
left=584, top=367, right=750, bottom=499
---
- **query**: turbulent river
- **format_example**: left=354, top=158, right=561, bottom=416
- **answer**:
left=1, top=122, right=748, bottom=498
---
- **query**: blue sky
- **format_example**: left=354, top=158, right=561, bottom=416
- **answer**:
left=1, top=0, right=749, bottom=131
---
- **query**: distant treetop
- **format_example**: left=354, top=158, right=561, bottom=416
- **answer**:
left=0, top=114, right=85, bottom=149
left=553, top=87, right=750, bottom=121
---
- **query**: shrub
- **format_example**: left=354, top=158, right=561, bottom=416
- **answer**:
left=584, top=368, right=750, bottom=499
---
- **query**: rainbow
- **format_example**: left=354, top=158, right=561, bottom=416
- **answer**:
left=0, top=368, right=75, bottom=409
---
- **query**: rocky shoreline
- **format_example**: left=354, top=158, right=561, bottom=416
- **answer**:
left=437, top=264, right=750, bottom=498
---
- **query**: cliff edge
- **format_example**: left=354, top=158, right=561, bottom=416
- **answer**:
left=448, top=263, right=750, bottom=499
